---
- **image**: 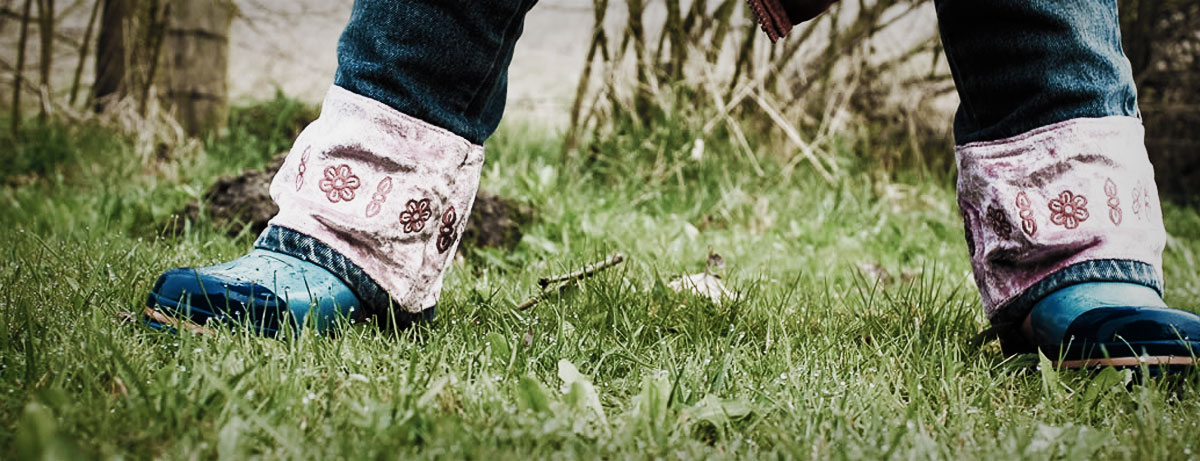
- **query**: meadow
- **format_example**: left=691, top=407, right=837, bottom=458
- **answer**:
left=4, top=95, right=1200, bottom=459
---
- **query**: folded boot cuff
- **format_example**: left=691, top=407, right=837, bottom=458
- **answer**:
left=264, top=85, right=485, bottom=314
left=955, top=116, right=1166, bottom=321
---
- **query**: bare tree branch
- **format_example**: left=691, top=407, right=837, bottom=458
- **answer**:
left=10, top=0, right=33, bottom=134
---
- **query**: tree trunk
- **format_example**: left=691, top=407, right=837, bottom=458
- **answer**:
left=91, top=0, right=233, bottom=136
left=69, top=0, right=102, bottom=105
left=10, top=0, right=33, bottom=134
left=92, top=0, right=131, bottom=111
left=157, top=0, right=233, bottom=135
left=35, top=0, right=53, bottom=118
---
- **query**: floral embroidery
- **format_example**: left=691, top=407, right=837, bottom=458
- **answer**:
left=1048, top=190, right=1089, bottom=229
left=1016, top=192, right=1037, bottom=237
left=365, top=177, right=394, bottom=218
left=1132, top=187, right=1143, bottom=216
left=985, top=205, right=1013, bottom=240
left=1140, top=188, right=1154, bottom=216
left=398, top=198, right=433, bottom=233
left=1131, top=182, right=1154, bottom=220
left=318, top=164, right=361, bottom=203
left=295, top=147, right=311, bottom=192
left=436, top=206, right=458, bottom=253
left=1104, top=178, right=1121, bottom=226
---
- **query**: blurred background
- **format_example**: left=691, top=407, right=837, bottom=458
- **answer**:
left=1, top=0, right=1197, bottom=199
left=7, top=4, right=1200, bottom=457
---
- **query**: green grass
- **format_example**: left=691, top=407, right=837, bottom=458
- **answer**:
left=4, top=105, right=1200, bottom=459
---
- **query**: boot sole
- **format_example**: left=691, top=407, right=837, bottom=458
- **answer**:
left=143, top=306, right=214, bottom=335
left=1056, top=355, right=1197, bottom=369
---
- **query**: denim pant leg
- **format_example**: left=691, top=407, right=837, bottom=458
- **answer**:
left=335, top=0, right=540, bottom=145
left=935, top=0, right=1139, bottom=143
left=935, top=0, right=1167, bottom=343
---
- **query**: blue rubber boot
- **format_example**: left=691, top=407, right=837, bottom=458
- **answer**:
left=145, top=249, right=362, bottom=336
left=1030, top=282, right=1200, bottom=371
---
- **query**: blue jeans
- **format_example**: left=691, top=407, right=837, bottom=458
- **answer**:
left=261, top=0, right=1160, bottom=331
left=934, top=0, right=1139, bottom=144
left=334, top=0, right=540, bottom=145
left=333, top=0, right=1140, bottom=146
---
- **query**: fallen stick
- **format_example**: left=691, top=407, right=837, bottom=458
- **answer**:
left=538, top=253, right=626, bottom=288
left=519, top=253, right=626, bottom=311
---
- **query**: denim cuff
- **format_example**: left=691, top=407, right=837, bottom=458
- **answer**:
left=993, top=258, right=1163, bottom=352
left=255, top=224, right=435, bottom=329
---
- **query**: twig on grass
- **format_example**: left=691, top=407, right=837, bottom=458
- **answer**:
left=538, top=253, right=626, bottom=288
left=518, top=253, right=626, bottom=311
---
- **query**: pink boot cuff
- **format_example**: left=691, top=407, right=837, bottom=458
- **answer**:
left=956, top=116, right=1166, bottom=319
left=267, top=85, right=484, bottom=313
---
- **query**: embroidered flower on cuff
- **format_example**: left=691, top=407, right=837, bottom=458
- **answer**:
left=399, top=199, right=433, bottom=233
left=436, top=206, right=458, bottom=253
left=319, top=164, right=362, bottom=203
left=1048, top=190, right=1089, bottom=230
left=1016, top=191, right=1037, bottom=237
left=985, top=205, right=1013, bottom=240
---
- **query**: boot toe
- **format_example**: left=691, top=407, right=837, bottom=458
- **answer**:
left=146, top=267, right=286, bottom=335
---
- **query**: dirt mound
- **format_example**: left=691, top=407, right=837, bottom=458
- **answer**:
left=175, top=153, right=532, bottom=250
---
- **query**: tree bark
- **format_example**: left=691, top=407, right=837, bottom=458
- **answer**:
left=69, top=0, right=101, bottom=105
left=91, top=0, right=233, bottom=136
left=35, top=0, right=53, bottom=118
left=92, top=0, right=130, bottom=111
left=10, top=0, right=33, bottom=134
left=157, top=0, right=233, bottom=135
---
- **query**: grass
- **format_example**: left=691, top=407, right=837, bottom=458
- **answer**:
left=4, top=100, right=1200, bottom=459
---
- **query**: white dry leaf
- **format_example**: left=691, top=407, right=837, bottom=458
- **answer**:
left=558, top=359, right=608, bottom=426
left=690, top=139, right=705, bottom=161
left=669, top=272, right=734, bottom=305
left=683, top=221, right=701, bottom=240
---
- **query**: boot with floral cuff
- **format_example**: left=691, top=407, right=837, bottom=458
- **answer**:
left=957, top=116, right=1199, bottom=372
left=146, top=85, right=483, bottom=335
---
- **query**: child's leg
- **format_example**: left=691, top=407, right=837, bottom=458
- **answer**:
left=937, top=0, right=1200, bottom=366
left=333, top=0, right=538, bottom=145
left=147, top=0, right=539, bottom=333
